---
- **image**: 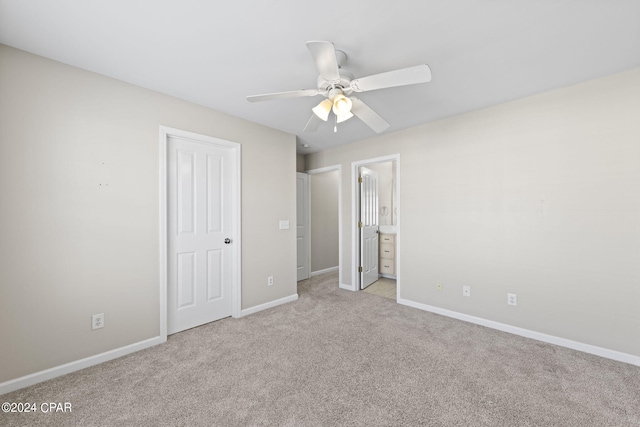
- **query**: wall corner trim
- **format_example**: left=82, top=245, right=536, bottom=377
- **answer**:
left=0, top=336, right=166, bottom=396
left=397, top=298, right=640, bottom=367
left=240, top=294, right=298, bottom=317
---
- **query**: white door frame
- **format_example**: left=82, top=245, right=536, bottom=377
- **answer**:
left=351, top=154, right=400, bottom=296
left=296, top=172, right=310, bottom=281
left=159, top=126, right=242, bottom=340
left=306, top=165, right=343, bottom=288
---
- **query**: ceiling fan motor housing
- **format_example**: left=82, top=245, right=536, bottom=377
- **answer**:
left=317, top=69, right=354, bottom=96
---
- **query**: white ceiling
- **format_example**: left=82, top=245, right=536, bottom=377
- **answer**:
left=1, top=1, right=639, bottom=154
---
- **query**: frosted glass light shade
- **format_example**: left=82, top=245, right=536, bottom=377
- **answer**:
left=336, top=111, right=354, bottom=123
left=312, top=99, right=332, bottom=121
left=332, top=94, right=353, bottom=116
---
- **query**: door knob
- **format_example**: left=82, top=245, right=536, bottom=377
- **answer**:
left=224, top=238, right=231, bottom=244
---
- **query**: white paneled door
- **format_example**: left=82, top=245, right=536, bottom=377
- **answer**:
left=296, top=172, right=310, bottom=281
left=359, top=167, right=379, bottom=289
left=167, top=135, right=236, bottom=334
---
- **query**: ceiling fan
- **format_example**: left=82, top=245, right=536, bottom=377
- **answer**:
left=247, top=41, right=432, bottom=134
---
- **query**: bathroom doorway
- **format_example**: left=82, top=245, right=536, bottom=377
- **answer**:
left=353, top=155, right=399, bottom=300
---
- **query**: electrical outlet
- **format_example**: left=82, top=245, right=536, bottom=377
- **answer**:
left=507, top=293, right=517, bottom=306
left=436, top=281, right=443, bottom=291
left=267, top=276, right=274, bottom=286
left=462, top=286, right=471, bottom=297
left=92, top=313, right=104, bottom=330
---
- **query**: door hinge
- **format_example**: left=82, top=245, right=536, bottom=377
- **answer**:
left=358, top=221, right=363, bottom=228
left=358, top=266, right=363, bottom=273
left=358, top=176, right=363, bottom=183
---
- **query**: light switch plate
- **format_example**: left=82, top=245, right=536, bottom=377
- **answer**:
left=279, top=220, right=290, bottom=230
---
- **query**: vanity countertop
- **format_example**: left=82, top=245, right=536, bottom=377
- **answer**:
left=379, top=225, right=397, bottom=234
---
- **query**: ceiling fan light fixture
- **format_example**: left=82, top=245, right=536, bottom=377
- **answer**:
left=336, top=111, right=354, bottom=123
left=312, top=99, right=332, bottom=121
left=332, top=94, right=353, bottom=116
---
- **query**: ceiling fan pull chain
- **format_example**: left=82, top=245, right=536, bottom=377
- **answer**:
left=334, top=114, right=338, bottom=133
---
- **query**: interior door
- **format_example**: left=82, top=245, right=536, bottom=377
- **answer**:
left=167, top=136, right=235, bottom=334
left=296, top=172, right=310, bottom=281
left=360, top=167, right=379, bottom=289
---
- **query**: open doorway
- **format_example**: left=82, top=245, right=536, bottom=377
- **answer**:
left=306, top=165, right=342, bottom=286
left=353, top=155, right=399, bottom=300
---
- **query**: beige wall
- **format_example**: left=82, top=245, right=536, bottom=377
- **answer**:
left=310, top=171, right=339, bottom=272
left=307, top=68, right=640, bottom=357
left=296, top=153, right=306, bottom=172
left=0, top=45, right=297, bottom=383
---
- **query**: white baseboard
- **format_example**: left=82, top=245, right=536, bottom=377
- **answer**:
left=241, top=293, right=298, bottom=317
left=310, top=266, right=339, bottom=277
left=2, top=293, right=299, bottom=395
left=397, top=298, right=640, bottom=367
left=0, top=335, right=165, bottom=396
left=339, top=283, right=356, bottom=291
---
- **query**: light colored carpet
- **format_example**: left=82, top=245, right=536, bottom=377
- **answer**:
left=2, top=271, right=639, bottom=426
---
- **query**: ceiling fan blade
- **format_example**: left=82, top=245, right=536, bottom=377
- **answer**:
left=350, top=98, right=390, bottom=133
left=350, top=64, right=432, bottom=93
left=306, top=41, right=340, bottom=83
left=303, top=114, right=322, bottom=132
left=246, top=89, right=320, bottom=103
